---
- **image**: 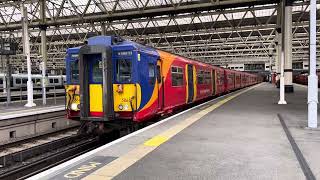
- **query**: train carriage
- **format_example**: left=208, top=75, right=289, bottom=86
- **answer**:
left=0, top=73, right=65, bottom=91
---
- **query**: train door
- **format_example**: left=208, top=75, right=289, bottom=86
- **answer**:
left=157, top=60, right=164, bottom=110
left=211, top=69, right=216, bottom=95
left=187, top=64, right=194, bottom=103
left=79, top=45, right=114, bottom=121
left=233, top=73, right=236, bottom=89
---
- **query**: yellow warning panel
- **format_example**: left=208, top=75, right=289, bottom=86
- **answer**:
left=144, top=135, right=169, bottom=147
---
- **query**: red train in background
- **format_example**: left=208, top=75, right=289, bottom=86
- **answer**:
left=294, top=72, right=320, bottom=86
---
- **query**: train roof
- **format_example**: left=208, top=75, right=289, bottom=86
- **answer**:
left=65, top=36, right=256, bottom=76
left=66, top=46, right=81, bottom=54
left=89, top=36, right=158, bottom=57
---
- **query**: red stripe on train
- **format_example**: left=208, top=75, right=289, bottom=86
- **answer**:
left=89, top=112, right=104, bottom=117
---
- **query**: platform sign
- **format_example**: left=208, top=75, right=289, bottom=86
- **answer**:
left=0, top=38, right=18, bottom=55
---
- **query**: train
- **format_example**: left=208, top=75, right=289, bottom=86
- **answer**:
left=65, top=36, right=262, bottom=132
left=0, top=73, right=66, bottom=91
left=293, top=72, right=320, bottom=86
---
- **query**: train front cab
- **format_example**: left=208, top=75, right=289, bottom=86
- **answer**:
left=79, top=41, right=162, bottom=123
left=65, top=47, right=80, bottom=119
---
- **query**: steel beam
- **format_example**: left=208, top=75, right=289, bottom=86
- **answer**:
left=0, top=0, right=279, bottom=31
left=40, top=0, right=47, bottom=105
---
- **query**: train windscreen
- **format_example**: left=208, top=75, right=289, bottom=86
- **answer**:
left=70, top=60, right=79, bottom=84
left=116, top=59, right=132, bottom=83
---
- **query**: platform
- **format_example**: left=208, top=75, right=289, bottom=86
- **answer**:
left=0, top=89, right=65, bottom=98
left=29, top=83, right=320, bottom=180
left=0, top=97, right=65, bottom=120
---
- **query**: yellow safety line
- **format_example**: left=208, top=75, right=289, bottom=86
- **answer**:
left=82, top=83, right=262, bottom=180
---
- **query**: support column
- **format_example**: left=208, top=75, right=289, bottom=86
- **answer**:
left=278, top=0, right=287, bottom=104
left=40, top=0, right=47, bottom=105
left=269, top=49, right=273, bottom=83
left=22, top=3, right=36, bottom=107
left=275, top=4, right=282, bottom=88
left=308, top=0, right=317, bottom=128
left=284, top=0, right=294, bottom=93
left=275, top=32, right=280, bottom=87
left=101, top=22, right=106, bottom=36
left=6, top=55, right=11, bottom=105
left=1, top=55, right=6, bottom=94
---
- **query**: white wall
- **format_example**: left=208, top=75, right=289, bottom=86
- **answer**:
left=302, top=60, right=320, bottom=70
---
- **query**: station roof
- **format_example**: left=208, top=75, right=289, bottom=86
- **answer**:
left=0, top=0, right=318, bottom=70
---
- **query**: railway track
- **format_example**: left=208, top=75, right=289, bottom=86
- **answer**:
left=0, top=118, right=160, bottom=179
left=0, top=130, right=101, bottom=180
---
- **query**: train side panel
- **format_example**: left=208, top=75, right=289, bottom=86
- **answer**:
left=195, top=63, right=213, bottom=101
left=214, top=67, right=225, bottom=95
left=224, top=69, right=235, bottom=92
left=235, top=71, right=241, bottom=89
left=163, top=55, right=188, bottom=112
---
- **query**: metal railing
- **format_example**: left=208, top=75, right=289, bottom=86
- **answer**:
left=0, top=86, right=65, bottom=106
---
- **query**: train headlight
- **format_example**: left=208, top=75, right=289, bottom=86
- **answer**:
left=71, top=103, right=78, bottom=111
left=118, top=104, right=123, bottom=110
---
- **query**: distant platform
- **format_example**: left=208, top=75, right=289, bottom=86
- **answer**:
left=30, top=83, right=320, bottom=180
left=0, top=89, right=65, bottom=97
left=0, top=98, right=65, bottom=120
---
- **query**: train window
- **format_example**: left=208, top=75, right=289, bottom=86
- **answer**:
left=228, top=74, right=234, bottom=84
left=148, top=63, right=155, bottom=85
left=219, top=73, right=225, bottom=84
left=204, top=71, right=211, bottom=84
left=16, top=78, right=21, bottom=84
left=92, top=59, right=103, bottom=83
left=70, top=60, right=79, bottom=83
left=54, top=79, right=59, bottom=83
left=156, top=65, right=161, bottom=83
left=116, top=59, right=132, bottom=83
left=197, top=70, right=204, bottom=84
left=171, top=66, right=183, bottom=86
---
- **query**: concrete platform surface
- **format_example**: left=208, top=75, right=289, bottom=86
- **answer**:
left=0, top=97, right=65, bottom=120
left=30, top=83, right=320, bottom=180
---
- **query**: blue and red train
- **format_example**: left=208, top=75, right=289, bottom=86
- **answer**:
left=65, top=36, right=261, bottom=130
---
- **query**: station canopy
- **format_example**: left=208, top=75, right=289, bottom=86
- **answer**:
left=0, top=0, right=319, bottom=70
